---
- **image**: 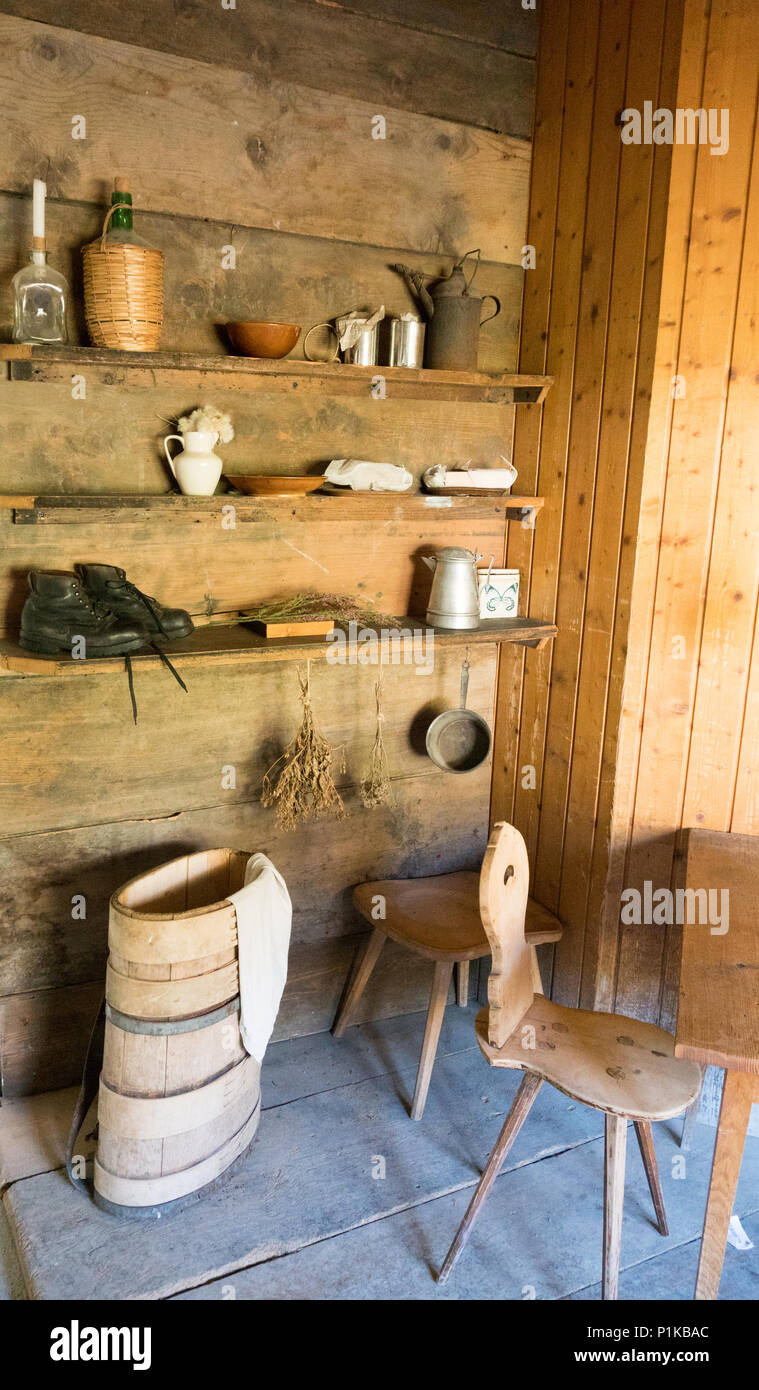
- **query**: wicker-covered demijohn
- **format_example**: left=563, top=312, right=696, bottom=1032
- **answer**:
left=82, top=203, right=163, bottom=351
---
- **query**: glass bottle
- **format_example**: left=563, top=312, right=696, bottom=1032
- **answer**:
left=105, top=177, right=153, bottom=248
left=12, top=237, right=69, bottom=344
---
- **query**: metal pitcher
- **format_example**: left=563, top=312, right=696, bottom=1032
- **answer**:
left=422, top=545, right=482, bottom=629
left=392, top=250, right=500, bottom=371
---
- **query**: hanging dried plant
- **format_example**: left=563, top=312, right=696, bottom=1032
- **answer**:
left=262, top=663, right=346, bottom=831
left=361, top=672, right=394, bottom=809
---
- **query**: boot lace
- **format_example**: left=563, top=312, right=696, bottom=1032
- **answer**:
left=109, top=577, right=171, bottom=638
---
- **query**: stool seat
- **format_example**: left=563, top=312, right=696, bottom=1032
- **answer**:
left=353, top=871, right=562, bottom=961
left=475, top=998, right=703, bottom=1122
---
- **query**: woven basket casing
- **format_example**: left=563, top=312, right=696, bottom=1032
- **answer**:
left=82, top=203, right=164, bottom=352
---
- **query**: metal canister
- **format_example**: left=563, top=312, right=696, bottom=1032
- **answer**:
left=344, top=323, right=379, bottom=365
left=387, top=316, right=425, bottom=368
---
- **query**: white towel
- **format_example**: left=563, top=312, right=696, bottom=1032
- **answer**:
left=228, top=854, right=292, bottom=1063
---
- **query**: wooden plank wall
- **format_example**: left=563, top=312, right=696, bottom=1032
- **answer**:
left=493, top=0, right=759, bottom=1027
left=0, top=2, right=536, bottom=1094
left=610, top=0, right=759, bottom=1026
left=491, top=0, right=685, bottom=1008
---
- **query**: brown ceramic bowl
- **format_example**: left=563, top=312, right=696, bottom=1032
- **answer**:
left=226, top=321, right=301, bottom=359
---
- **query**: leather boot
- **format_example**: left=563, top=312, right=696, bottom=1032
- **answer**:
left=19, top=571, right=150, bottom=656
left=74, top=563, right=194, bottom=641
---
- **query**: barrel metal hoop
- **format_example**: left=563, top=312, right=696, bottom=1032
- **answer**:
left=105, top=996, right=241, bottom=1036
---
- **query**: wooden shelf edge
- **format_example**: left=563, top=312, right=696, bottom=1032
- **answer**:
left=0, top=618, right=558, bottom=678
left=1, top=345, right=553, bottom=404
left=0, top=492, right=546, bottom=523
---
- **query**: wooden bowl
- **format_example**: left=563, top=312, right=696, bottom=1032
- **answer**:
left=226, top=321, right=301, bottom=358
left=226, top=475, right=325, bottom=497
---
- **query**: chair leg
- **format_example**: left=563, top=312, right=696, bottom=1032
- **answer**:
left=410, top=960, right=453, bottom=1121
left=634, top=1120, right=668, bottom=1235
left=603, top=1114, right=627, bottom=1300
left=456, top=960, right=470, bottom=1007
left=331, top=926, right=386, bottom=1038
left=437, top=1072, right=543, bottom=1283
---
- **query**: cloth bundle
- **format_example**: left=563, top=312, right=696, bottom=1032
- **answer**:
left=228, top=853, right=292, bottom=1062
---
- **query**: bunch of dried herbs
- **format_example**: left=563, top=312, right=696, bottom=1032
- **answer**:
left=361, top=673, right=394, bottom=809
left=262, top=664, right=346, bottom=831
left=208, top=591, right=404, bottom=630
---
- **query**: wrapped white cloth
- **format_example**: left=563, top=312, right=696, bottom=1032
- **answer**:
left=423, top=458, right=518, bottom=491
left=228, top=853, right=292, bottom=1063
left=326, top=458, right=413, bottom=492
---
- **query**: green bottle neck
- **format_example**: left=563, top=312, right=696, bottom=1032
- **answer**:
left=110, top=191, right=133, bottom=231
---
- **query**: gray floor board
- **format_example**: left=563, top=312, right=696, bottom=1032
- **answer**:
left=563, top=1212, right=759, bottom=1301
left=171, top=1120, right=759, bottom=1301
left=4, top=1009, right=757, bottom=1302
left=5, top=1037, right=602, bottom=1300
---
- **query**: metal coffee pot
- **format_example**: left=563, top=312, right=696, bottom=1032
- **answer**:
left=392, top=249, right=500, bottom=371
left=422, top=546, right=483, bottom=629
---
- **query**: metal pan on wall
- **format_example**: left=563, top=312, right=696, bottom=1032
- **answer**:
left=425, top=659, right=492, bottom=773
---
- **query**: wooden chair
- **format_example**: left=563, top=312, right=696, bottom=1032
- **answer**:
left=332, top=868, right=563, bottom=1120
left=437, top=823, right=703, bottom=1299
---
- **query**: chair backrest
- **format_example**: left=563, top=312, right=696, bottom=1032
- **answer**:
left=479, top=822, right=534, bottom=1047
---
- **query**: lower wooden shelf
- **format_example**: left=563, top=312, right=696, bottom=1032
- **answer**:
left=0, top=616, right=557, bottom=677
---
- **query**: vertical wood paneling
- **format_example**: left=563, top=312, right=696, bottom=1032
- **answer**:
left=537, top=0, right=634, bottom=1002
left=558, top=0, right=669, bottom=1005
left=615, top=0, right=759, bottom=1021
left=581, top=0, right=688, bottom=1009
left=490, top=0, right=571, bottom=833
left=508, top=0, right=602, bottom=917
left=494, top=0, right=759, bottom=1023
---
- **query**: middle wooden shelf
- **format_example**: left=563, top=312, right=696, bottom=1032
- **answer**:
left=0, top=492, right=545, bottom=525
left=0, top=617, right=558, bottom=678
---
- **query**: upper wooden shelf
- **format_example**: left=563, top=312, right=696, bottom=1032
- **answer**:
left=0, top=491, right=545, bottom=525
left=0, top=345, right=553, bottom=405
left=0, top=617, right=558, bottom=678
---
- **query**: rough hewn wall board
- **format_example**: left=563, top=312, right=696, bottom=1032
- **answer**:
left=0, top=15, right=530, bottom=263
left=0, top=0, right=519, bottom=1093
left=328, top=0, right=538, bottom=56
left=0, top=0, right=536, bottom=137
left=0, top=768, right=491, bottom=1094
left=0, top=383, right=517, bottom=498
left=0, top=648, right=497, bottom=837
left=0, top=931, right=454, bottom=1097
left=0, top=192, right=523, bottom=363
left=0, top=511, right=507, bottom=637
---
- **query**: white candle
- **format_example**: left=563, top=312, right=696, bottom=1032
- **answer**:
left=32, top=178, right=46, bottom=241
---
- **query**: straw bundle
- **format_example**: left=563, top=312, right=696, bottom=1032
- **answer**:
left=82, top=204, right=163, bottom=351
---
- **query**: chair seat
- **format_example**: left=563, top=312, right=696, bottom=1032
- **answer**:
left=353, top=871, right=562, bottom=961
left=475, top=998, right=702, bottom=1121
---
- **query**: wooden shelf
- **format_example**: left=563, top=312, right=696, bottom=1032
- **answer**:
left=0, top=617, right=557, bottom=678
left=0, top=345, right=553, bottom=405
left=0, top=491, right=545, bottom=525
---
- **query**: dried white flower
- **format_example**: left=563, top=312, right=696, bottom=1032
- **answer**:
left=177, top=404, right=234, bottom=444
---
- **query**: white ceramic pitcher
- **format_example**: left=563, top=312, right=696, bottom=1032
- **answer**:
left=164, top=429, right=223, bottom=496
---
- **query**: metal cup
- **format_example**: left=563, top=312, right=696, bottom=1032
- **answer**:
left=344, top=323, right=379, bottom=365
left=387, top=316, right=425, bottom=368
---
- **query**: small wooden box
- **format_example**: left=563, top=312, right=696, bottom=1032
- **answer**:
left=249, top=618, right=335, bottom=639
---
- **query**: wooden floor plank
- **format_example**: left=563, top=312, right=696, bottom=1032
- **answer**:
left=3, top=1044, right=604, bottom=1300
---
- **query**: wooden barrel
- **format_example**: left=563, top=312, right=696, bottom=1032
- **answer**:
left=95, top=849, right=261, bottom=1214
